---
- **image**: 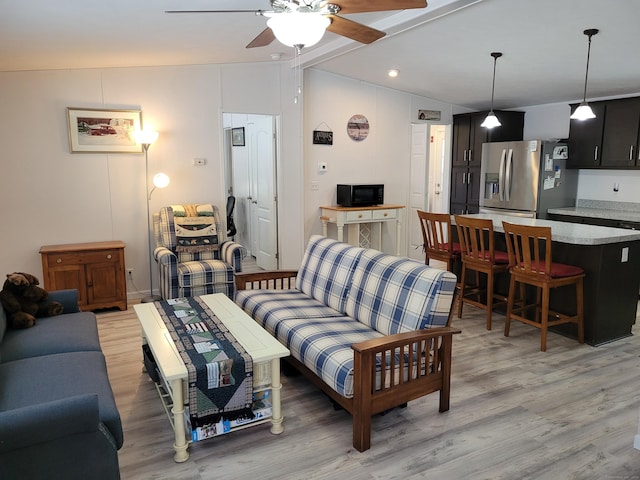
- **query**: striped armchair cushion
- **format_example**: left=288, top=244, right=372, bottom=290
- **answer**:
left=295, top=235, right=364, bottom=313
left=345, top=250, right=457, bottom=335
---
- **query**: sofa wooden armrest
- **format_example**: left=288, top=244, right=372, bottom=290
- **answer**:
left=351, top=326, right=461, bottom=451
left=235, top=270, right=298, bottom=290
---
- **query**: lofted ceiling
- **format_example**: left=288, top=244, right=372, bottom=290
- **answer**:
left=2, top=0, right=639, bottom=110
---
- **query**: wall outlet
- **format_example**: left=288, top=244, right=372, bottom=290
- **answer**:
left=127, top=268, right=134, bottom=279
left=311, top=181, right=319, bottom=191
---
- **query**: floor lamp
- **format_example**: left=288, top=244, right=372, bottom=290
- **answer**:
left=134, top=129, right=168, bottom=303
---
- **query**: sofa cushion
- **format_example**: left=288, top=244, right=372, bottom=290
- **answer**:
left=295, top=235, right=364, bottom=313
left=270, top=316, right=383, bottom=398
left=236, top=290, right=345, bottom=335
left=0, top=351, right=123, bottom=449
left=346, top=249, right=457, bottom=335
left=1, top=312, right=101, bottom=363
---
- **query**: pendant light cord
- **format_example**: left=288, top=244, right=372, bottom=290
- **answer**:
left=582, top=33, right=593, bottom=102
left=489, top=52, right=502, bottom=111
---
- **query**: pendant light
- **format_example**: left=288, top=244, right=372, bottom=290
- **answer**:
left=570, top=28, right=599, bottom=121
left=481, top=52, right=503, bottom=129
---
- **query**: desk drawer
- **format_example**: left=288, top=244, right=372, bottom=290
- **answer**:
left=372, top=209, right=397, bottom=220
left=346, top=210, right=372, bottom=221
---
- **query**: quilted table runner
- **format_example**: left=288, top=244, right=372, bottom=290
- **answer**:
left=155, top=297, right=253, bottom=426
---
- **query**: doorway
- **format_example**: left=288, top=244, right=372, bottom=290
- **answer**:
left=223, top=113, right=279, bottom=270
left=407, top=123, right=452, bottom=262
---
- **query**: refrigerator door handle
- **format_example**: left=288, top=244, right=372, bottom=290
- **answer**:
left=498, top=149, right=506, bottom=201
left=505, top=148, right=513, bottom=202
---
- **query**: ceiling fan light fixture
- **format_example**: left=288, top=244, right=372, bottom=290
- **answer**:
left=570, top=28, right=599, bottom=121
left=482, top=52, right=503, bottom=129
left=266, top=12, right=330, bottom=49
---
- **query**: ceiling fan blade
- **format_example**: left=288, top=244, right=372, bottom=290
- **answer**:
left=165, top=10, right=265, bottom=14
left=246, top=27, right=276, bottom=48
left=334, top=0, right=427, bottom=14
left=327, top=15, right=386, bottom=44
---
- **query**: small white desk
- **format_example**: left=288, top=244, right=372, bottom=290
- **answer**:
left=134, top=294, right=290, bottom=462
left=320, top=204, right=405, bottom=255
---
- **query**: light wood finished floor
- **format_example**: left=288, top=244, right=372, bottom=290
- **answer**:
left=97, top=296, right=640, bottom=480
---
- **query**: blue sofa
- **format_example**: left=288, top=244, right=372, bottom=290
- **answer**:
left=0, top=290, right=122, bottom=480
left=235, top=235, right=460, bottom=452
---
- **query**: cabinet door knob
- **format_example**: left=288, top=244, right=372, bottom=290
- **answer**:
left=56, top=258, right=62, bottom=263
left=106, top=254, right=112, bottom=259
left=383, top=213, right=388, bottom=217
left=358, top=214, right=363, bottom=218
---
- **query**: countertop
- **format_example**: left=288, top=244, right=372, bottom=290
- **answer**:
left=547, top=206, right=640, bottom=224
left=461, top=213, right=640, bottom=245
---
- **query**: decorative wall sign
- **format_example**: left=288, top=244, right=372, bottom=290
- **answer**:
left=418, top=109, right=441, bottom=121
left=347, top=114, right=369, bottom=142
left=67, top=107, right=142, bottom=153
left=313, top=130, right=333, bottom=145
left=231, top=127, right=245, bottom=146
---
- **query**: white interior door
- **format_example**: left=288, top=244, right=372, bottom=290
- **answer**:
left=408, top=123, right=428, bottom=261
left=248, top=115, right=278, bottom=270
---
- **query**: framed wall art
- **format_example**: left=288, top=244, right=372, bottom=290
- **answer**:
left=232, top=127, right=245, bottom=146
left=67, top=107, right=143, bottom=153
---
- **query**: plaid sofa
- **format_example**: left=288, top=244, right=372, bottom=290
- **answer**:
left=235, top=235, right=460, bottom=451
left=153, top=204, right=246, bottom=300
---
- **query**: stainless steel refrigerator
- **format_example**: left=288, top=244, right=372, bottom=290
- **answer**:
left=479, top=140, right=578, bottom=218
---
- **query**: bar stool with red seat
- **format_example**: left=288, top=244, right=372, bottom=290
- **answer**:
left=501, top=221, right=585, bottom=352
left=454, top=215, right=510, bottom=330
left=417, top=210, right=461, bottom=272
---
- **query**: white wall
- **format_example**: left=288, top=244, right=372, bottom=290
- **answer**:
left=303, top=68, right=456, bottom=255
left=0, top=62, right=303, bottom=298
left=518, top=99, right=640, bottom=203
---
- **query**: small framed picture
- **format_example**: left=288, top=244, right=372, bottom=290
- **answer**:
left=67, top=107, right=142, bottom=153
left=232, top=127, right=245, bottom=146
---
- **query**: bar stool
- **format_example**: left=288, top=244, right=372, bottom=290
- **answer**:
left=454, top=215, right=510, bottom=330
left=417, top=210, right=461, bottom=272
left=502, top=221, right=585, bottom=352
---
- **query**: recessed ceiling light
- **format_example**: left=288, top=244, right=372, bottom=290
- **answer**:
left=388, top=69, right=399, bottom=78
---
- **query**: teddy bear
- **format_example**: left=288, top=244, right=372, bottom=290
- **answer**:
left=0, top=272, right=64, bottom=329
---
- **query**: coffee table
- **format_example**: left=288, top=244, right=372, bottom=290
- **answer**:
left=134, top=293, right=290, bottom=462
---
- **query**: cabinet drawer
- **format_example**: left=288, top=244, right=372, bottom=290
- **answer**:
left=46, top=250, right=120, bottom=267
left=346, top=210, right=372, bottom=221
left=372, top=209, right=397, bottom=220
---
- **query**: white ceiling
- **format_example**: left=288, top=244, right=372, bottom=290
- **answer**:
left=2, top=0, right=639, bottom=110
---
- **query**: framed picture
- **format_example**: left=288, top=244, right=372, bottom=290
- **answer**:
left=67, top=107, right=143, bottom=153
left=232, top=127, right=245, bottom=146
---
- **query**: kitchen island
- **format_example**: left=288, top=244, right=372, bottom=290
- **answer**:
left=459, top=213, right=640, bottom=346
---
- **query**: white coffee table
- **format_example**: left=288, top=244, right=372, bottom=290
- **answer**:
left=134, top=293, right=290, bottom=462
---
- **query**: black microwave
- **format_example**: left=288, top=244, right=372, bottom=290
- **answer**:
left=337, top=184, right=384, bottom=207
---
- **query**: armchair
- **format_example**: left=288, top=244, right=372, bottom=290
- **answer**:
left=153, top=204, right=246, bottom=300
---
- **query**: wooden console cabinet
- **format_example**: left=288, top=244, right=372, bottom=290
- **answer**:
left=40, top=240, right=127, bottom=311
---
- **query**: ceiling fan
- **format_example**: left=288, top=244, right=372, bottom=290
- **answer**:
left=166, top=0, right=428, bottom=50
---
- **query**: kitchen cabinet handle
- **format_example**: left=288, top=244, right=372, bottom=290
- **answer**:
left=468, top=150, right=473, bottom=163
left=467, top=171, right=472, bottom=184
left=463, top=150, right=468, bottom=162
left=462, top=172, right=467, bottom=184
left=594, top=146, right=598, bottom=162
left=631, top=146, right=635, bottom=162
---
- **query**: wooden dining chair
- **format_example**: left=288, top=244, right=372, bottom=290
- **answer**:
left=454, top=215, right=510, bottom=330
left=417, top=210, right=461, bottom=272
left=501, top=221, right=585, bottom=352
